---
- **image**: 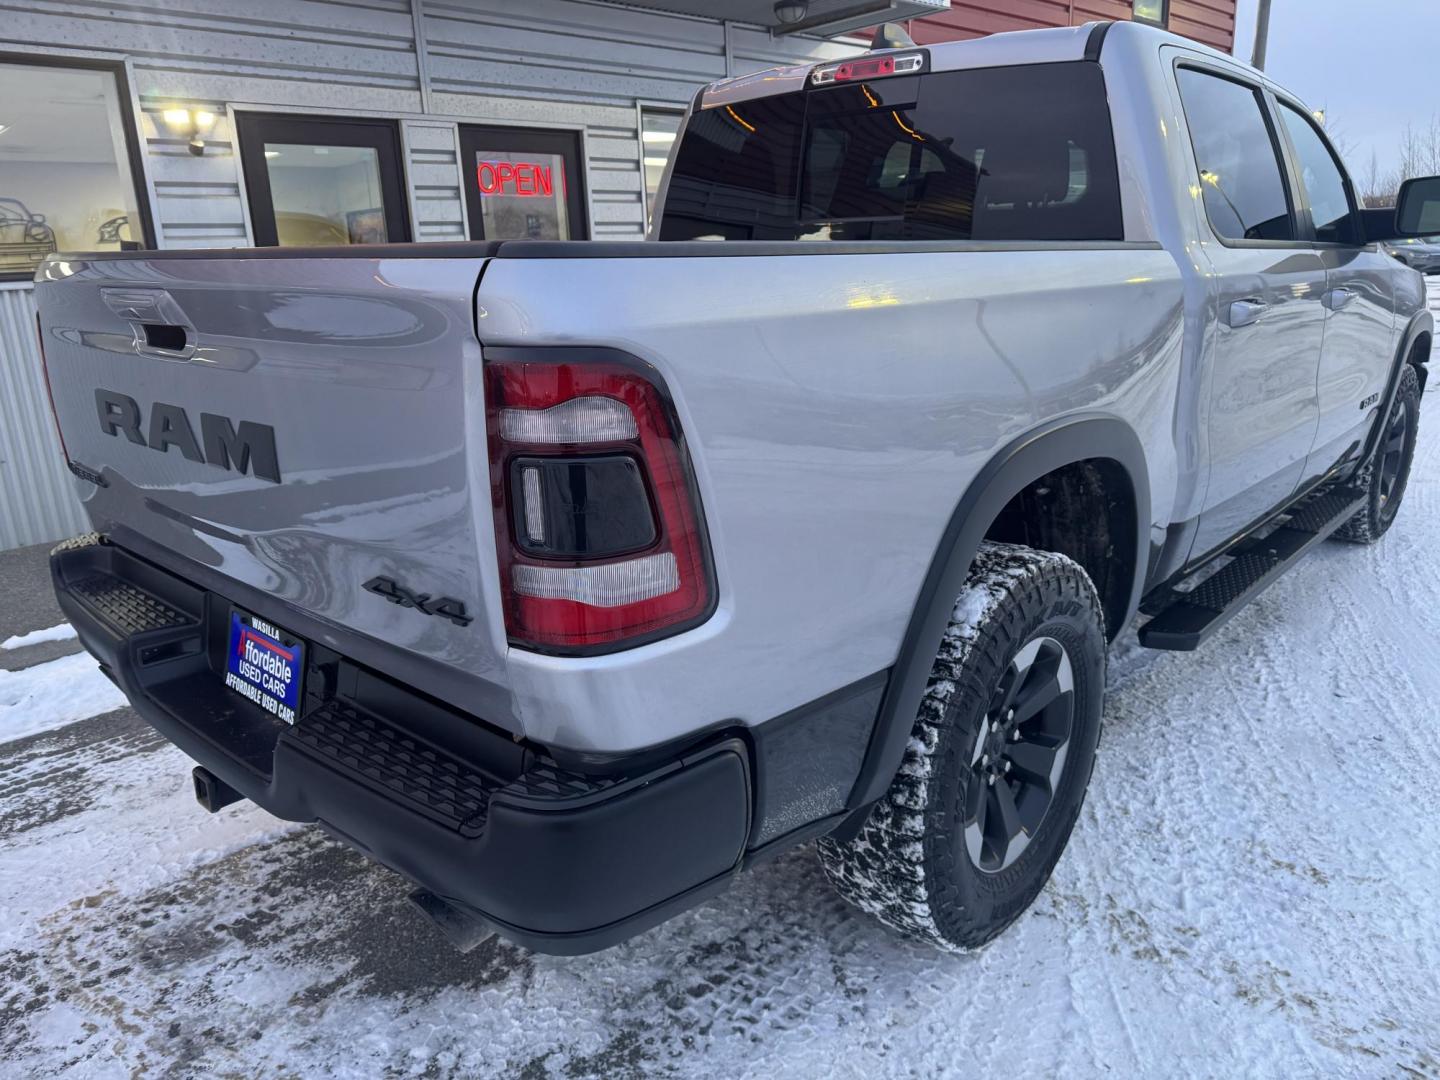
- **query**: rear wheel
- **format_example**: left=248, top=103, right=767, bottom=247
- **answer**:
left=1333, top=365, right=1421, bottom=545
left=818, top=541, right=1106, bottom=952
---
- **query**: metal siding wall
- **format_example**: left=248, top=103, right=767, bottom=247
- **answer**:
left=406, top=120, right=467, bottom=241
left=421, top=2, right=855, bottom=239
left=1, top=0, right=855, bottom=247
left=0, top=288, right=89, bottom=550
left=3, top=0, right=423, bottom=251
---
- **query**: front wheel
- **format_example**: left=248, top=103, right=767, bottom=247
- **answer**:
left=818, top=541, right=1106, bottom=952
left=1333, top=364, right=1421, bottom=545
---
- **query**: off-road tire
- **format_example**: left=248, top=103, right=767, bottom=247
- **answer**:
left=1333, top=364, right=1421, bottom=544
left=818, top=541, right=1106, bottom=952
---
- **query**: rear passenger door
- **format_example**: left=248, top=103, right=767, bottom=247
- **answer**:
left=1175, top=64, right=1328, bottom=562
left=1272, top=99, right=1398, bottom=482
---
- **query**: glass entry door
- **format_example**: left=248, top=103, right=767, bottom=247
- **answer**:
left=459, top=126, right=587, bottom=241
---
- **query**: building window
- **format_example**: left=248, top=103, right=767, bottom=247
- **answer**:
left=0, top=56, right=152, bottom=280
left=457, top=125, right=588, bottom=241
left=640, top=107, right=683, bottom=232
left=235, top=113, right=411, bottom=247
left=1132, top=0, right=1168, bottom=26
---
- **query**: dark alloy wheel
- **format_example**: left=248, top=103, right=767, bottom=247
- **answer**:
left=965, top=636, right=1074, bottom=873
left=1377, top=399, right=1410, bottom=511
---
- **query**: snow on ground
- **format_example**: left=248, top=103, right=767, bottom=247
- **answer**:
left=1, top=623, right=78, bottom=651
left=2, top=392, right=1439, bottom=1079
left=0, top=652, right=127, bottom=745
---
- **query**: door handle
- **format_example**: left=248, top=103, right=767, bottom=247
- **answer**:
left=1323, top=287, right=1354, bottom=311
left=1226, top=299, right=1268, bottom=328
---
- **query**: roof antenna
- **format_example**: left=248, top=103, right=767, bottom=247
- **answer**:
left=871, top=22, right=916, bottom=50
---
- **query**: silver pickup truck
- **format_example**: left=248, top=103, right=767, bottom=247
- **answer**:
left=32, top=20, right=1436, bottom=956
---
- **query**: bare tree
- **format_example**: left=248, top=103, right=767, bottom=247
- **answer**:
left=1342, top=113, right=1440, bottom=208
left=1358, top=148, right=1402, bottom=208
left=1394, top=113, right=1440, bottom=181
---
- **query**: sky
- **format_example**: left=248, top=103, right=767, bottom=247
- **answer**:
left=1230, top=0, right=1440, bottom=183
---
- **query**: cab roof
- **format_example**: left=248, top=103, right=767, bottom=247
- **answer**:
left=699, top=20, right=1259, bottom=111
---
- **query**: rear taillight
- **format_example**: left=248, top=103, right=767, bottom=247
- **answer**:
left=35, top=313, right=70, bottom=463
left=485, top=349, right=714, bottom=653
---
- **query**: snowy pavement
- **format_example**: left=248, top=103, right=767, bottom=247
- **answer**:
left=3, top=383, right=1439, bottom=1078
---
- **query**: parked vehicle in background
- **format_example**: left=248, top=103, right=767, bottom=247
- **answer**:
left=1385, top=235, right=1440, bottom=272
left=32, top=20, right=1435, bottom=957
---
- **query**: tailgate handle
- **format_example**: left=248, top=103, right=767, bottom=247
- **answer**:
left=143, top=323, right=188, bottom=352
left=101, top=287, right=197, bottom=360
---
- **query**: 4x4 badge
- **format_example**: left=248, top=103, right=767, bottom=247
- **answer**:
left=362, top=576, right=473, bottom=627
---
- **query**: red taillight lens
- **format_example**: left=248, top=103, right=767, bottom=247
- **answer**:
left=837, top=56, right=894, bottom=81
left=35, top=313, right=70, bottom=463
left=811, top=51, right=923, bottom=86
left=485, top=350, right=714, bottom=653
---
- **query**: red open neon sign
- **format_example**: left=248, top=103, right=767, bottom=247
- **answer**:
left=476, top=160, right=557, bottom=197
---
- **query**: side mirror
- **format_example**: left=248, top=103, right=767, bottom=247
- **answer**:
left=1395, top=176, right=1440, bottom=237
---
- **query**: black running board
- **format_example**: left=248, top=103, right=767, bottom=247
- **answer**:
left=1139, top=486, right=1367, bottom=651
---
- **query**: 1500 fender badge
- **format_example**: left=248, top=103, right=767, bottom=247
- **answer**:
left=362, top=576, right=473, bottom=627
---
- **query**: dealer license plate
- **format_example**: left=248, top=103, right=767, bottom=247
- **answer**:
left=224, top=609, right=305, bottom=725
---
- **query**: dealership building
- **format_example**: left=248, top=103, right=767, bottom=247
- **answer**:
left=0, top=0, right=1236, bottom=550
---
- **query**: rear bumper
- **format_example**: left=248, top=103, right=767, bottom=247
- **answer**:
left=51, top=538, right=751, bottom=955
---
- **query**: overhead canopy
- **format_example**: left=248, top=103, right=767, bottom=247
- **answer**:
left=617, top=0, right=949, bottom=38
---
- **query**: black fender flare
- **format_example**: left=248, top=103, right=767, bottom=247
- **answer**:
left=844, top=413, right=1151, bottom=815
left=1359, top=309, right=1433, bottom=465
left=1400, top=305, right=1431, bottom=384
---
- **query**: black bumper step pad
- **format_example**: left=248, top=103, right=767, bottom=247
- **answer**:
left=1139, top=485, right=1366, bottom=651
left=70, top=574, right=196, bottom=637
left=292, top=702, right=502, bottom=837
left=290, top=701, right=628, bottom=838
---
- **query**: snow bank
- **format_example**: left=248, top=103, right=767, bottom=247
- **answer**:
left=0, top=651, right=127, bottom=745
left=2, top=622, right=78, bottom=650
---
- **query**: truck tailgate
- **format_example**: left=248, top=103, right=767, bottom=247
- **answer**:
left=33, top=253, right=514, bottom=728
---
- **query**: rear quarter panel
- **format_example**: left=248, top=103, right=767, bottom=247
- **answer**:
left=477, top=248, right=1185, bottom=751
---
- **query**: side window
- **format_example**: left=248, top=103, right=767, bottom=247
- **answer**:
left=1277, top=102, right=1358, bottom=244
left=1176, top=68, right=1295, bottom=243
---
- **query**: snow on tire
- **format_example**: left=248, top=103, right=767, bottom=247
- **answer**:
left=818, top=541, right=1107, bottom=952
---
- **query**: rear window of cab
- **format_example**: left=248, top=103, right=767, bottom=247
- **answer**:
left=659, top=61, right=1123, bottom=243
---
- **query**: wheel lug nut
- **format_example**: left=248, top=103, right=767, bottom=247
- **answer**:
left=1004, top=760, right=1012, bottom=773
left=987, top=774, right=996, bottom=786
left=1010, top=729, right=1020, bottom=741
left=981, top=754, right=989, bottom=766
left=1006, top=709, right=1015, bottom=722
